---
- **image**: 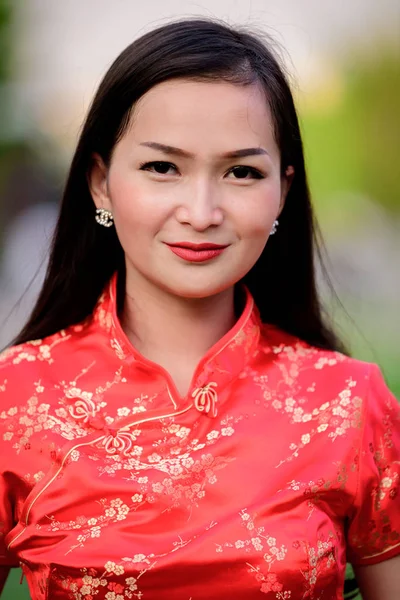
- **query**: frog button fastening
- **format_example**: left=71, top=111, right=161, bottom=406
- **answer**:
left=192, top=382, right=218, bottom=417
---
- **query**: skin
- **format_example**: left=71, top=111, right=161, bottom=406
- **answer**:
left=89, top=79, right=293, bottom=392
left=355, top=558, right=400, bottom=599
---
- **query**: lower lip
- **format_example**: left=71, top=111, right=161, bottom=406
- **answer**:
left=167, top=246, right=227, bottom=262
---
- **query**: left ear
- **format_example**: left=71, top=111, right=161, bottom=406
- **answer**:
left=279, top=165, right=295, bottom=214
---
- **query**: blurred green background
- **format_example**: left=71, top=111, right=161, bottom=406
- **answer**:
left=0, top=0, right=399, bottom=598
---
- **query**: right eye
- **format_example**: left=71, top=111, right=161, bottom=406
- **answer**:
left=139, top=161, right=178, bottom=175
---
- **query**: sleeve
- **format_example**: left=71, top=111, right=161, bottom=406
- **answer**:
left=0, top=362, right=21, bottom=569
left=0, top=471, right=19, bottom=569
left=346, top=363, right=400, bottom=566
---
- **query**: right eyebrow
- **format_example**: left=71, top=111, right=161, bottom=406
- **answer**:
left=139, top=142, right=194, bottom=158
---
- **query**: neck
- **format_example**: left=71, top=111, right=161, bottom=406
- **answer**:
left=120, top=272, right=237, bottom=374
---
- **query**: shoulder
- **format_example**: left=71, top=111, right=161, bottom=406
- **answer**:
left=0, top=320, right=95, bottom=410
left=255, top=326, right=399, bottom=455
left=257, top=325, right=394, bottom=413
left=0, top=328, right=74, bottom=371
left=0, top=333, right=63, bottom=412
left=260, top=324, right=372, bottom=380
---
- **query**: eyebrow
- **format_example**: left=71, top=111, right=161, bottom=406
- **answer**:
left=139, top=141, right=269, bottom=159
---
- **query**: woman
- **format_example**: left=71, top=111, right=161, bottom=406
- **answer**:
left=0, top=19, right=399, bottom=600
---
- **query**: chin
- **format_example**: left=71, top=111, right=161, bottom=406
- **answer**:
left=161, top=279, right=235, bottom=300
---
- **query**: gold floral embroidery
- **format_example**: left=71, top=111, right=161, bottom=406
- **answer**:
left=99, top=449, right=235, bottom=511
left=216, top=509, right=289, bottom=596
left=110, top=337, right=126, bottom=360
left=0, top=334, right=71, bottom=366
left=281, top=469, right=349, bottom=521
left=246, top=564, right=289, bottom=597
left=45, top=497, right=133, bottom=556
left=54, top=562, right=142, bottom=599
left=293, top=532, right=337, bottom=595
left=264, top=377, right=363, bottom=468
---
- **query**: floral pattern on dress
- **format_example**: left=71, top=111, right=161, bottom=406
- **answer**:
left=293, top=532, right=337, bottom=597
left=52, top=563, right=143, bottom=599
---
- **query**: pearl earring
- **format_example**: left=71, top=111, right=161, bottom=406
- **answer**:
left=95, top=208, right=114, bottom=228
left=270, top=219, right=279, bottom=235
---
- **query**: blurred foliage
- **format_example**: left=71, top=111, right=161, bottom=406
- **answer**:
left=302, top=44, right=400, bottom=218
left=300, top=42, right=400, bottom=400
left=0, top=0, right=11, bottom=82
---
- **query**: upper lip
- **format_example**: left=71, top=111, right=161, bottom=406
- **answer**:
left=166, top=242, right=229, bottom=250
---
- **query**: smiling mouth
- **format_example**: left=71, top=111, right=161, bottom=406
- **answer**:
left=165, top=242, right=229, bottom=262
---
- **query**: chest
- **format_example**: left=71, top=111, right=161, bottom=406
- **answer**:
left=5, top=380, right=357, bottom=599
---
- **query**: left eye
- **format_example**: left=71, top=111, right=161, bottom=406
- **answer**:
left=227, top=166, right=264, bottom=180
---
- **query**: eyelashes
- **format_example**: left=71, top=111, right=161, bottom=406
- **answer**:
left=139, top=161, right=265, bottom=180
left=139, top=161, right=176, bottom=175
left=229, top=165, right=264, bottom=180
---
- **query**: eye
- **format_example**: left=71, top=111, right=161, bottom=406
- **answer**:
left=139, top=161, right=178, bottom=175
left=227, top=166, right=264, bottom=180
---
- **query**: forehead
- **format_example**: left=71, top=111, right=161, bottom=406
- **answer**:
left=125, top=79, right=277, bottom=155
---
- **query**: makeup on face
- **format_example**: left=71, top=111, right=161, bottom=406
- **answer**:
left=165, top=242, right=229, bottom=263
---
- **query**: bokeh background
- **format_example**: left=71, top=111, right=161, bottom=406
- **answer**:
left=0, top=0, right=399, bottom=598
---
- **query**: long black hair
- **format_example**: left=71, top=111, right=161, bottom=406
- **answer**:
left=13, top=18, right=346, bottom=353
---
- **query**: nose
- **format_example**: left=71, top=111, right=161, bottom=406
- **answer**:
left=175, top=179, right=224, bottom=231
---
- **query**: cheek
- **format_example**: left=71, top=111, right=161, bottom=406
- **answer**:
left=108, top=176, right=166, bottom=235
left=235, top=184, right=281, bottom=239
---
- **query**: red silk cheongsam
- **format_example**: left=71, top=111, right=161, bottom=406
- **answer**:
left=1, top=274, right=399, bottom=599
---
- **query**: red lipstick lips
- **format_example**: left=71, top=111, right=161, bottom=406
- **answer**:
left=165, top=242, right=229, bottom=262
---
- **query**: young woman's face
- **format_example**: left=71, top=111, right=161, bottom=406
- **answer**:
left=90, top=80, right=293, bottom=299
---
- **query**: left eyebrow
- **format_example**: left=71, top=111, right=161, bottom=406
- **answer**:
left=222, top=147, right=270, bottom=159
left=139, top=141, right=270, bottom=159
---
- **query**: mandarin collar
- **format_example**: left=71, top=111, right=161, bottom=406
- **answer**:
left=93, top=273, right=261, bottom=415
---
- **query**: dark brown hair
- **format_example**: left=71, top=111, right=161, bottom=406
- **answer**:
left=13, top=18, right=346, bottom=352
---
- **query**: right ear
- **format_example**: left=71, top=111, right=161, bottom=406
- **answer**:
left=88, top=153, right=112, bottom=211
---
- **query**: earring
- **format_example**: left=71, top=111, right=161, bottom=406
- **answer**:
left=270, top=219, right=279, bottom=235
left=95, top=208, right=114, bottom=228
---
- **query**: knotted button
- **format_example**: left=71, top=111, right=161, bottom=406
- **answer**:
left=192, top=382, right=218, bottom=417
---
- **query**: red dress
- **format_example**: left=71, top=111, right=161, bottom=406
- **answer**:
left=1, top=274, right=399, bottom=599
